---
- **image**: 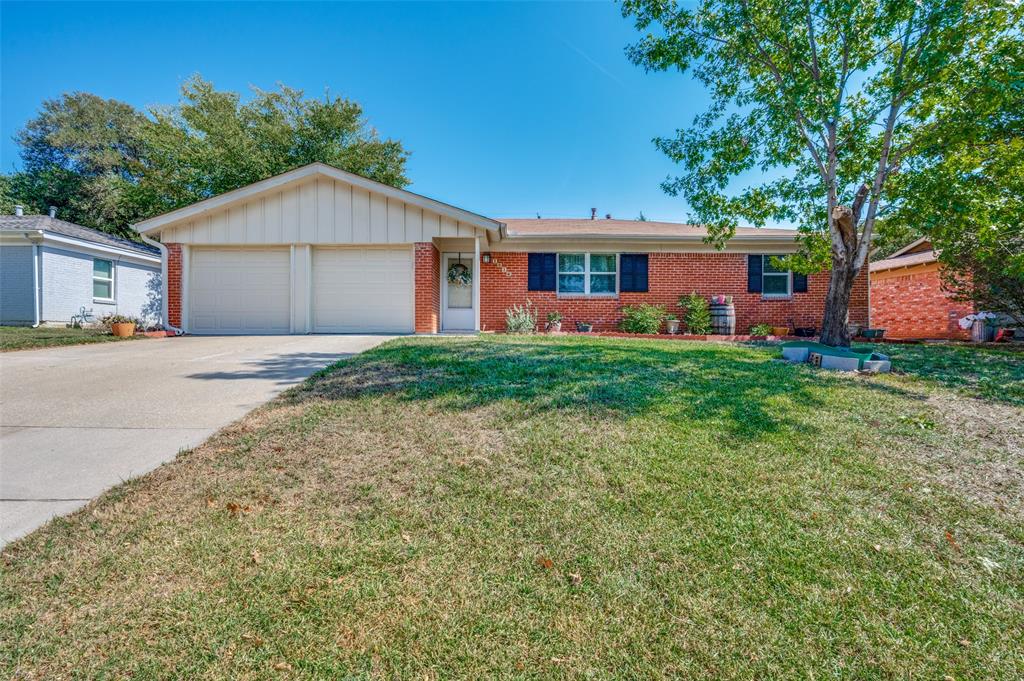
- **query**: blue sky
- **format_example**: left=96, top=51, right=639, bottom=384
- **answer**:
left=2, top=1, right=713, bottom=222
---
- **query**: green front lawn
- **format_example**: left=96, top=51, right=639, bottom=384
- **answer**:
left=0, top=325, right=140, bottom=352
left=2, top=337, right=1021, bottom=678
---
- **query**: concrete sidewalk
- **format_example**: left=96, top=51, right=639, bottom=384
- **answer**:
left=0, top=334, right=393, bottom=547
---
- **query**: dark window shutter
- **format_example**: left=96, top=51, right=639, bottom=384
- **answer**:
left=793, top=272, right=808, bottom=293
left=528, top=253, right=556, bottom=291
left=620, top=254, right=649, bottom=292
left=747, top=254, right=763, bottom=293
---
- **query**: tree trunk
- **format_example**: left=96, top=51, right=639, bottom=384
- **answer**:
left=820, top=255, right=857, bottom=347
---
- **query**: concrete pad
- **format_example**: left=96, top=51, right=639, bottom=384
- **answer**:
left=862, top=360, right=892, bottom=373
left=0, top=334, right=394, bottom=547
left=782, top=346, right=810, bottom=363
left=819, top=354, right=862, bottom=371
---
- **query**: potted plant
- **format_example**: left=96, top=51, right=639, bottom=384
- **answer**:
left=104, top=314, right=138, bottom=338
left=546, top=311, right=563, bottom=333
left=576, top=321, right=594, bottom=333
left=750, top=323, right=774, bottom=337
left=772, top=325, right=790, bottom=337
left=665, top=314, right=680, bottom=334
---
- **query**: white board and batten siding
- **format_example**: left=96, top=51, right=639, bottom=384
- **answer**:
left=158, top=176, right=484, bottom=246
left=167, top=175, right=489, bottom=334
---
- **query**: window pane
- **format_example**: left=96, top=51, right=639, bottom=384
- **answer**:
left=93, top=259, right=113, bottom=278
left=590, top=254, right=616, bottom=273
left=590, top=274, right=616, bottom=293
left=93, top=280, right=112, bottom=299
left=558, top=274, right=585, bottom=293
left=763, top=255, right=787, bottom=274
left=558, top=254, right=585, bottom=273
left=763, top=273, right=790, bottom=295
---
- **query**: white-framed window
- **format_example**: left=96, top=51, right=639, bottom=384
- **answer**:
left=557, top=253, right=618, bottom=295
left=761, top=255, right=792, bottom=297
left=93, top=258, right=114, bottom=301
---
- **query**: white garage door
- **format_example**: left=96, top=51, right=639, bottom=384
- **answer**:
left=312, top=247, right=413, bottom=333
left=190, top=248, right=290, bottom=334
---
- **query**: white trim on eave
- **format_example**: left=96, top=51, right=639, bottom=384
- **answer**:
left=133, top=162, right=503, bottom=236
left=1, top=229, right=160, bottom=265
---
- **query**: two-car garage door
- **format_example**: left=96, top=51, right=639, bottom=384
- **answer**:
left=189, top=247, right=413, bottom=334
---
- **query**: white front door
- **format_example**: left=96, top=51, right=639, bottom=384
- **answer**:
left=441, top=253, right=475, bottom=331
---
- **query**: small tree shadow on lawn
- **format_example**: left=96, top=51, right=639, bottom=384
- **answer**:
left=285, top=337, right=850, bottom=442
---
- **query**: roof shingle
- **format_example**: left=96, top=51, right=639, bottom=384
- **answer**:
left=0, top=215, right=159, bottom=256
left=501, top=218, right=799, bottom=239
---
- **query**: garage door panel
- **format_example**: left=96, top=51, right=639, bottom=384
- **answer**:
left=312, top=247, right=413, bottom=333
left=190, top=249, right=290, bottom=334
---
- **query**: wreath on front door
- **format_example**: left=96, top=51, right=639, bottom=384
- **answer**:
left=447, top=262, right=472, bottom=287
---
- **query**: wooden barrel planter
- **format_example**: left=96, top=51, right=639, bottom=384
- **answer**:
left=709, top=303, right=736, bottom=335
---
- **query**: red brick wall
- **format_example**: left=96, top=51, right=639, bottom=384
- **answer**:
left=166, top=243, right=182, bottom=328
left=870, top=263, right=972, bottom=339
left=479, top=252, right=869, bottom=333
left=414, top=242, right=440, bottom=333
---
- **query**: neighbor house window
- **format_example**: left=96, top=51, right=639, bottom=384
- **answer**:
left=761, top=255, right=791, bottom=296
left=93, top=258, right=114, bottom=300
left=557, top=253, right=617, bottom=295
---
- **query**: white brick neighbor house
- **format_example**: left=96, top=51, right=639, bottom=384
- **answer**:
left=0, top=209, right=161, bottom=327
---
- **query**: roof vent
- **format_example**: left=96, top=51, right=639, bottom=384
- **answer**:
left=605, top=213, right=612, bottom=219
left=48, top=206, right=57, bottom=218
left=14, top=205, right=23, bottom=217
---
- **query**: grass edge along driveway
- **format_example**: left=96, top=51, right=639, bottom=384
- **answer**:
left=1, top=336, right=1021, bottom=679
left=0, top=325, right=141, bottom=352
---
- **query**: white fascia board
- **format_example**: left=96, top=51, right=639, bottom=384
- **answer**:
left=41, top=233, right=161, bottom=266
left=133, top=162, right=502, bottom=235
left=0, top=230, right=44, bottom=245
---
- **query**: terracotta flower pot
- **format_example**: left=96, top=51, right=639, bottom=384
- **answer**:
left=111, top=322, right=136, bottom=337
left=772, top=326, right=789, bottom=337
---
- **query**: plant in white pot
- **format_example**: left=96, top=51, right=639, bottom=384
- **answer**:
left=665, top=314, right=680, bottom=334
left=546, top=311, right=563, bottom=333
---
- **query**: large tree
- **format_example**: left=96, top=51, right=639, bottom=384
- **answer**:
left=886, top=17, right=1024, bottom=324
left=622, top=0, right=1022, bottom=346
left=4, top=77, right=410, bottom=239
left=135, top=76, right=410, bottom=216
left=6, top=93, right=148, bottom=237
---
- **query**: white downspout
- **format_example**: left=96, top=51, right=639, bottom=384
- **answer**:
left=31, top=242, right=41, bottom=327
left=139, top=232, right=184, bottom=335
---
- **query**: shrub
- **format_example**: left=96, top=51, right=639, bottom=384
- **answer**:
left=100, top=314, right=140, bottom=329
left=750, top=323, right=774, bottom=336
left=619, top=304, right=666, bottom=334
left=680, top=292, right=712, bottom=334
left=546, top=311, right=563, bottom=324
left=505, top=301, right=537, bottom=333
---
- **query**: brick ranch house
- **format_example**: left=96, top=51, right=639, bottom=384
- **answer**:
left=870, top=238, right=972, bottom=340
left=133, top=162, right=868, bottom=335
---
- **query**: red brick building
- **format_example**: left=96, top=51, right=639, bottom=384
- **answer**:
left=869, top=238, right=972, bottom=339
left=477, top=219, right=867, bottom=334
left=136, top=163, right=868, bottom=336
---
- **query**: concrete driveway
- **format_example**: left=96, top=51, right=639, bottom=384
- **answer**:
left=0, top=334, right=394, bottom=547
